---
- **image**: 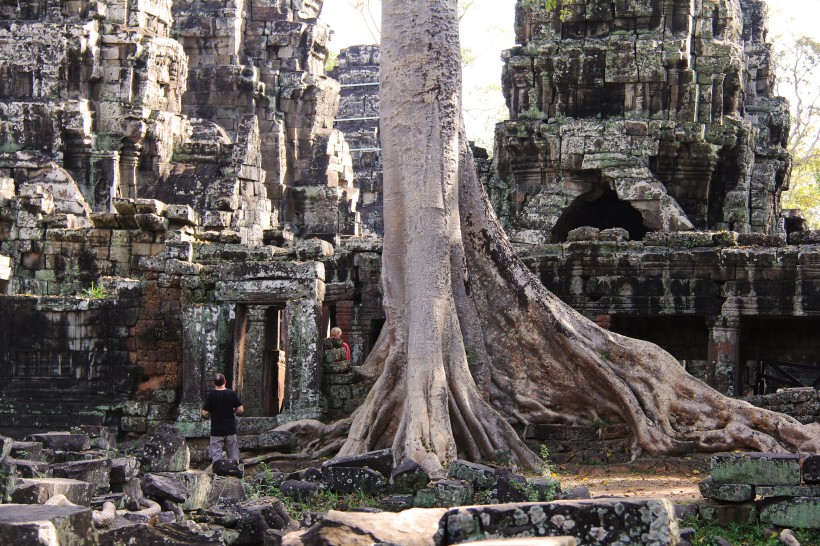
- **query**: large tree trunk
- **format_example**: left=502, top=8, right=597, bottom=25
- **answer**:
left=338, top=0, right=820, bottom=476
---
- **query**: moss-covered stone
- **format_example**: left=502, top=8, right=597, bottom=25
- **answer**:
left=413, top=480, right=473, bottom=509
left=698, top=477, right=754, bottom=502
left=759, top=497, right=820, bottom=529
left=711, top=453, right=800, bottom=486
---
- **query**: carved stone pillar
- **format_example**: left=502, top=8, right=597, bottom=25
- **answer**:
left=706, top=315, right=741, bottom=396
left=90, top=151, right=120, bottom=212
left=179, top=304, right=234, bottom=422
left=239, top=307, right=269, bottom=417
left=279, top=298, right=325, bottom=423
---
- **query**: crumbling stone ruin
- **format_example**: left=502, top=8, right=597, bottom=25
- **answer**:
left=329, top=45, right=382, bottom=235
left=0, top=0, right=384, bottom=442
left=493, top=0, right=789, bottom=243
left=0, top=0, right=817, bottom=491
left=0, top=0, right=819, bottom=543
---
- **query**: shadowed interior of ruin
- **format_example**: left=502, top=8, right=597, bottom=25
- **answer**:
left=551, top=188, right=650, bottom=243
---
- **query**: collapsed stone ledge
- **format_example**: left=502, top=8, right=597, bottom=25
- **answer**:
left=697, top=452, right=820, bottom=530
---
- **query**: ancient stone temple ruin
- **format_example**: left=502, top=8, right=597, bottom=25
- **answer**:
left=0, top=0, right=818, bottom=451
left=486, top=0, right=820, bottom=405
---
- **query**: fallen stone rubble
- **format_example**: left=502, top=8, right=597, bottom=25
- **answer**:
left=697, top=452, right=820, bottom=530
left=1, top=434, right=817, bottom=545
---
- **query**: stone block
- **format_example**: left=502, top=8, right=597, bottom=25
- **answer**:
left=10, top=478, right=94, bottom=506
left=759, top=497, right=820, bottom=529
left=280, top=508, right=447, bottom=546
left=443, top=498, right=678, bottom=545
left=2, top=459, right=50, bottom=479
left=163, top=205, right=200, bottom=226
left=279, top=480, right=320, bottom=502
left=109, top=457, right=140, bottom=484
left=481, top=471, right=530, bottom=504
left=323, top=466, right=385, bottom=496
left=323, top=361, right=352, bottom=374
left=414, top=479, right=473, bottom=508
left=711, top=453, right=800, bottom=486
left=27, top=433, right=90, bottom=452
left=697, top=499, right=757, bottom=525
left=789, top=230, right=820, bottom=245
left=141, top=473, right=189, bottom=504
left=566, top=227, right=600, bottom=242
left=97, top=521, right=226, bottom=545
left=208, top=476, right=247, bottom=510
left=156, top=471, right=212, bottom=511
left=322, top=448, right=393, bottom=478
left=134, top=213, right=169, bottom=232
left=803, top=454, right=820, bottom=484
left=164, top=241, right=193, bottom=261
left=257, top=430, right=297, bottom=452
left=0, top=435, right=12, bottom=462
left=137, top=430, right=190, bottom=473
left=380, top=494, right=414, bottom=512
left=526, top=477, right=562, bottom=502
left=323, top=348, right=348, bottom=363
left=326, top=372, right=354, bottom=385
left=236, top=497, right=298, bottom=545
left=756, top=485, right=820, bottom=497
left=0, top=504, right=95, bottom=546
left=390, top=459, right=430, bottom=494
left=448, top=460, right=500, bottom=490
left=50, top=458, right=111, bottom=496
left=698, top=477, right=754, bottom=502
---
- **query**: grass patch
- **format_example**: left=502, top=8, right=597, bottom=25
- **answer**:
left=245, top=464, right=379, bottom=521
left=683, top=517, right=820, bottom=546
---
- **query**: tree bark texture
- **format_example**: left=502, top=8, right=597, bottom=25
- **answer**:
left=338, top=0, right=820, bottom=475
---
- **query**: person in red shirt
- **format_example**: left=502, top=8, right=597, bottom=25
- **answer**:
left=330, top=327, right=351, bottom=361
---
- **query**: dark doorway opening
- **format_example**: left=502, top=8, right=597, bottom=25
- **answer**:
left=551, top=188, right=650, bottom=243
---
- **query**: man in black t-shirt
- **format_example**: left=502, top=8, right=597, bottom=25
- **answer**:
left=201, top=373, right=244, bottom=462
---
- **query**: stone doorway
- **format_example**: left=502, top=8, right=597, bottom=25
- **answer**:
left=233, top=305, right=288, bottom=418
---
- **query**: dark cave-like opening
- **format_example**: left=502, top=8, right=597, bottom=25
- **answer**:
left=552, top=188, right=650, bottom=243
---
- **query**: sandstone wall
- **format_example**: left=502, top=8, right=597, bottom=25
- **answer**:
left=490, top=0, right=790, bottom=243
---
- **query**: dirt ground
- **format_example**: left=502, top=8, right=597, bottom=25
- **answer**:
left=553, top=455, right=713, bottom=503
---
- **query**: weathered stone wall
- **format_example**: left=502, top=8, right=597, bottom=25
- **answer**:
left=743, top=389, right=820, bottom=426
left=489, top=0, right=790, bottom=243
left=174, top=0, right=359, bottom=239
left=0, top=0, right=816, bottom=440
left=0, top=284, right=140, bottom=437
left=330, top=45, right=383, bottom=235
left=520, top=228, right=820, bottom=395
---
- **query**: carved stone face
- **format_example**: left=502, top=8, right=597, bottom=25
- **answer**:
left=492, top=0, right=789, bottom=242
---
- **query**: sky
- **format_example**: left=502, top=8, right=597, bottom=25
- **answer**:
left=319, top=0, right=820, bottom=149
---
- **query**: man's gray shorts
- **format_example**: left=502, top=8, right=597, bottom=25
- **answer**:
left=209, top=434, right=239, bottom=461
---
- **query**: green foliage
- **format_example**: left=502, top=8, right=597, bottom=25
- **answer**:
left=244, top=464, right=379, bottom=520
left=539, top=443, right=551, bottom=466
left=79, top=282, right=107, bottom=299
left=682, top=517, right=820, bottom=546
left=519, top=106, right=549, bottom=120
left=521, top=0, right=570, bottom=20
left=589, top=417, right=611, bottom=430
left=490, top=448, right=512, bottom=467
left=325, top=51, right=338, bottom=72
left=779, top=34, right=820, bottom=226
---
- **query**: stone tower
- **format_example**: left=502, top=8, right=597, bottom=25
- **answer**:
left=491, top=0, right=791, bottom=243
